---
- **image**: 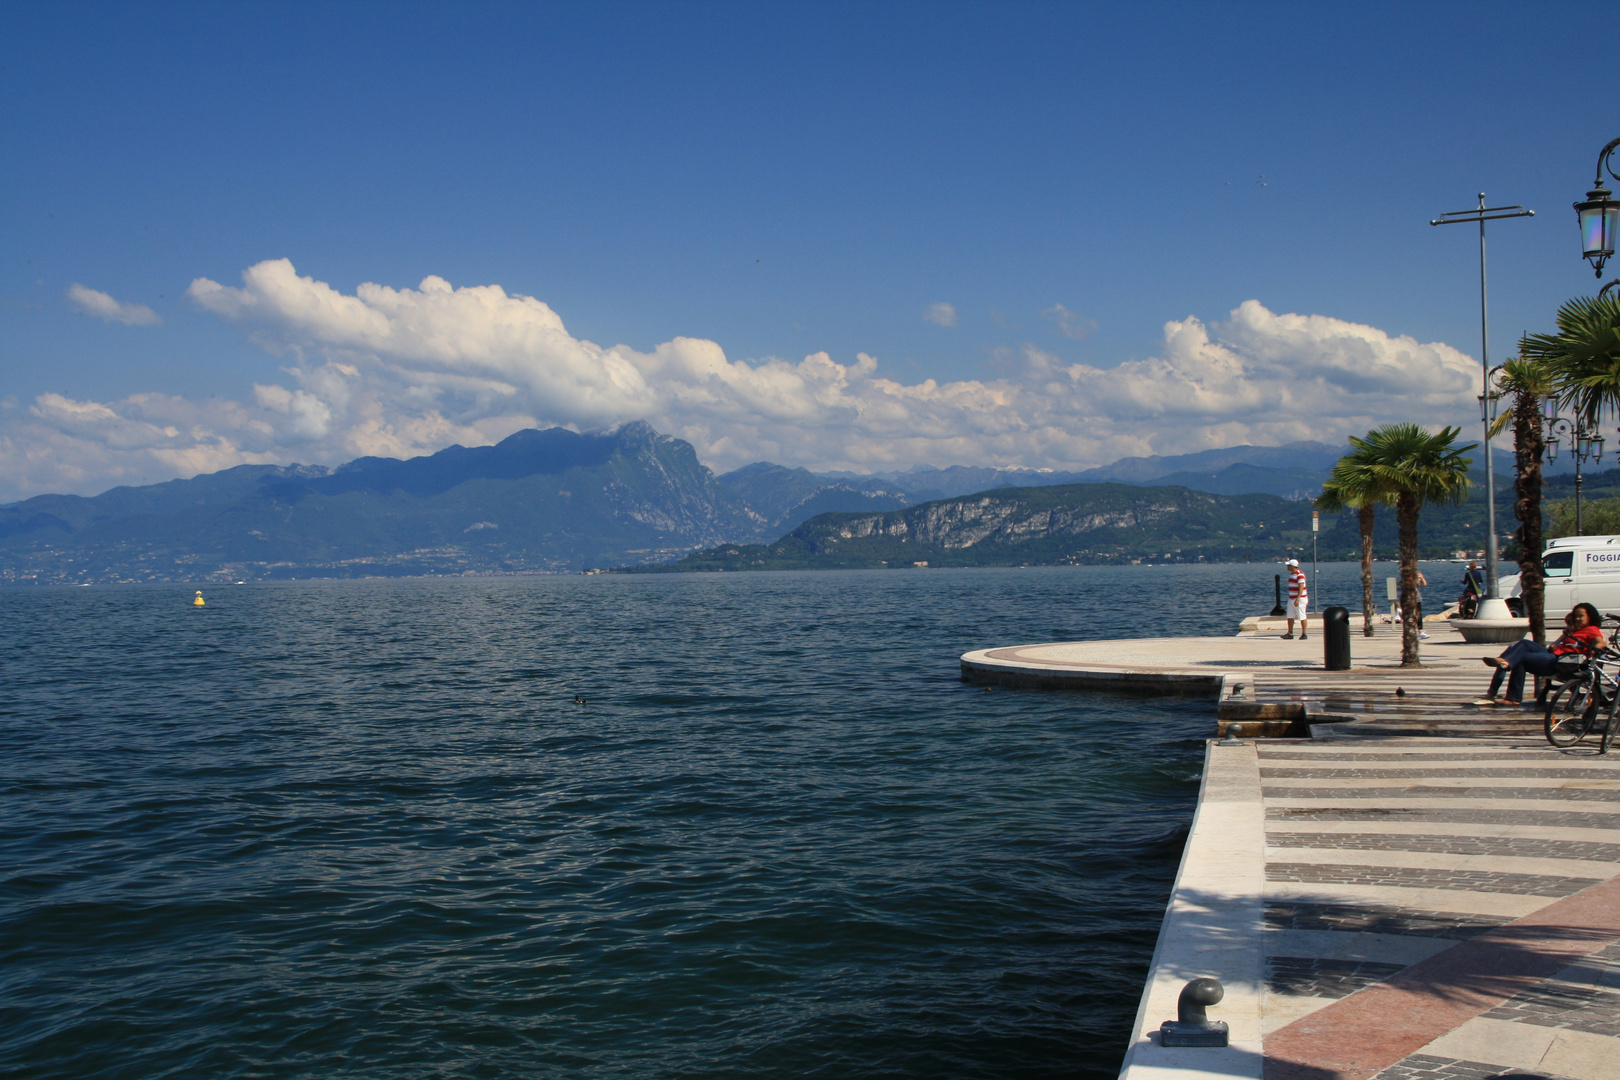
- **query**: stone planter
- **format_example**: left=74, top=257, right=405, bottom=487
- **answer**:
left=1453, top=617, right=1530, bottom=644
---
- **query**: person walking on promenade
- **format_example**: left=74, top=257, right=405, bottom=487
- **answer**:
left=1283, top=558, right=1308, bottom=640
left=1475, top=602, right=1606, bottom=706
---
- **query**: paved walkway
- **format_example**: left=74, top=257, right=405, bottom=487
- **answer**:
left=1117, top=734, right=1620, bottom=1080
left=964, top=617, right=1620, bottom=1080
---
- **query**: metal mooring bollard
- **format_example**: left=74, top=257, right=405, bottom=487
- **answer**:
left=1159, top=977, right=1229, bottom=1047
left=1218, top=724, right=1243, bottom=745
left=1269, top=575, right=1286, bottom=617
left=1323, top=605, right=1351, bottom=671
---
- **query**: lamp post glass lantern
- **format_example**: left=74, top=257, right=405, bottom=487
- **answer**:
left=1578, top=194, right=1617, bottom=272
left=1576, top=137, right=1620, bottom=277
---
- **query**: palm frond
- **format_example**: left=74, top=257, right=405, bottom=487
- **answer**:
left=1527, top=294, right=1620, bottom=424
left=1345, top=423, right=1476, bottom=508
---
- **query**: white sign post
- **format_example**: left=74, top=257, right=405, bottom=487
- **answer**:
left=1311, top=511, right=1319, bottom=612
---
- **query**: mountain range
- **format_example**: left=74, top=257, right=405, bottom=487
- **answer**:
left=811, top=441, right=1347, bottom=502
left=0, top=423, right=1554, bottom=584
left=0, top=423, right=917, bottom=583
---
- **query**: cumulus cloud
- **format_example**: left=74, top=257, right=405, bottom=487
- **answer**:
left=1041, top=302, right=1097, bottom=340
left=923, top=302, right=957, bottom=328
left=0, top=259, right=1482, bottom=503
left=66, top=284, right=162, bottom=326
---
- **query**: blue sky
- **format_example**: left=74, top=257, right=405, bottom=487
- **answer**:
left=1, top=1, right=1611, bottom=500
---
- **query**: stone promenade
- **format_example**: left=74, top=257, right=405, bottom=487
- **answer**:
left=1021, top=617, right=1620, bottom=1080
left=1117, top=734, right=1620, bottom=1080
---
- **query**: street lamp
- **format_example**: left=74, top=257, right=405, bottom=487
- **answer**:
left=1576, top=137, right=1620, bottom=277
left=1544, top=399, right=1605, bottom=535
left=1432, top=194, right=1535, bottom=615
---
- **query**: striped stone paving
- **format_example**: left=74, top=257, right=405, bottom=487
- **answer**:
left=1258, top=740, right=1620, bottom=1080
left=1118, top=736, right=1620, bottom=1080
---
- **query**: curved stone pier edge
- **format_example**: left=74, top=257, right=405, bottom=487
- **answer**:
left=959, top=651, right=1227, bottom=697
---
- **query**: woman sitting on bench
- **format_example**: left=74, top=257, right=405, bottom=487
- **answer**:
left=1476, top=603, right=1606, bottom=707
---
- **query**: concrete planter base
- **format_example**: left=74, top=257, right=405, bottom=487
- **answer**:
left=1453, top=617, right=1530, bottom=644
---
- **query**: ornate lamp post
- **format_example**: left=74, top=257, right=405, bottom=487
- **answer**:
left=1543, top=400, right=1605, bottom=535
left=1547, top=138, right=1620, bottom=542
left=1432, top=194, right=1535, bottom=615
left=1576, top=137, right=1620, bottom=279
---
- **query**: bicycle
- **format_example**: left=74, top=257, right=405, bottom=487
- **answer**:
left=1543, top=644, right=1620, bottom=752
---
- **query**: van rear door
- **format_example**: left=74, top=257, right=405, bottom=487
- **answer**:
left=1544, top=550, right=1576, bottom=616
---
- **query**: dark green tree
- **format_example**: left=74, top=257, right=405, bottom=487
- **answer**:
left=1522, top=294, right=1620, bottom=425
left=1488, top=356, right=1553, bottom=643
left=1351, top=424, right=1476, bottom=667
left=1316, top=460, right=1391, bottom=638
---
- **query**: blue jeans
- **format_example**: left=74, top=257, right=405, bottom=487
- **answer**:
left=1487, top=640, right=1562, bottom=702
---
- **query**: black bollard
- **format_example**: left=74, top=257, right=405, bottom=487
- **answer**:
left=1159, top=978, right=1229, bottom=1047
left=1269, top=574, right=1286, bottom=617
left=1323, top=605, right=1351, bottom=671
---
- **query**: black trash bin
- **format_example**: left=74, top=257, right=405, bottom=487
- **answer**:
left=1323, top=606, right=1351, bottom=671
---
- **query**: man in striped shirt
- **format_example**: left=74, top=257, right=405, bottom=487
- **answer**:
left=1282, top=558, right=1308, bottom=640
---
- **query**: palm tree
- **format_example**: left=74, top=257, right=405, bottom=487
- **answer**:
left=1521, top=293, right=1620, bottom=426
left=1521, top=293, right=1619, bottom=644
left=1487, top=355, right=1554, bottom=644
left=1351, top=424, right=1476, bottom=667
left=1315, top=460, right=1390, bottom=638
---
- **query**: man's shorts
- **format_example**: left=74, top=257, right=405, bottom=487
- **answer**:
left=1286, top=599, right=1308, bottom=620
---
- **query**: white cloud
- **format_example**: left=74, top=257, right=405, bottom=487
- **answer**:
left=0, top=260, right=1482, bottom=503
left=923, top=302, right=957, bottom=328
left=1041, top=302, right=1097, bottom=340
left=66, top=284, right=161, bottom=326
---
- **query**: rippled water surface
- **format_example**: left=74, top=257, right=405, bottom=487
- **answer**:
left=0, top=564, right=1377, bottom=1078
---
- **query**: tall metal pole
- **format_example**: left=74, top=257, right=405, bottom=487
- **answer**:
left=1573, top=422, right=1604, bottom=535
left=1431, top=194, right=1534, bottom=609
left=1477, top=195, right=1500, bottom=598
left=1576, top=455, right=1584, bottom=536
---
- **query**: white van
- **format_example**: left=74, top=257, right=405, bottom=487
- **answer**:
left=1499, top=535, right=1620, bottom=622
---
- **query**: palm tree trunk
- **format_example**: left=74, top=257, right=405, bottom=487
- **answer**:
left=1513, top=393, right=1546, bottom=645
left=1398, top=493, right=1421, bottom=666
left=1359, top=503, right=1376, bottom=637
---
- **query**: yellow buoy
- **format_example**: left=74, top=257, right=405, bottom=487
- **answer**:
left=193, top=591, right=205, bottom=607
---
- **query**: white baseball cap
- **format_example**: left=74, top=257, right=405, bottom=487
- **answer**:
left=1286, top=558, right=1299, bottom=566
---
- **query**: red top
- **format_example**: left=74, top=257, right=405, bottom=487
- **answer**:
left=1551, top=623, right=1605, bottom=657
left=1287, top=568, right=1306, bottom=599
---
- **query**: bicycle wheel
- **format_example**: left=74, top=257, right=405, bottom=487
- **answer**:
left=1602, top=701, right=1620, bottom=756
left=1546, top=678, right=1598, bottom=747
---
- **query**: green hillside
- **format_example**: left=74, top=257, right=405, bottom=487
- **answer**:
left=639, top=472, right=1583, bottom=573
left=642, top=483, right=1326, bottom=571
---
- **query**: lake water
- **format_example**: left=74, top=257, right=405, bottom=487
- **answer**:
left=0, top=561, right=1428, bottom=1078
